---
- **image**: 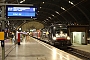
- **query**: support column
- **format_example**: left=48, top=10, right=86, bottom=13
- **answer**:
left=0, top=0, right=5, bottom=60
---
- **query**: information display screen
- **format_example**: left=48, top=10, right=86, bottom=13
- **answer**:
left=6, top=5, right=37, bottom=19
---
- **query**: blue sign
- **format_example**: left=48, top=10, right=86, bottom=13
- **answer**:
left=6, top=5, right=37, bottom=19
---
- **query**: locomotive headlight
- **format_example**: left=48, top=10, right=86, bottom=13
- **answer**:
left=53, top=37, right=56, bottom=40
left=67, top=36, right=70, bottom=40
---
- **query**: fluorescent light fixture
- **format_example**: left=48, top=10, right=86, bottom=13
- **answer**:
left=49, top=17, right=51, bottom=19
left=52, top=14, right=54, bottom=16
left=20, top=0, right=25, bottom=3
left=61, top=7, right=66, bottom=11
left=20, top=1, right=23, bottom=3
left=55, top=11, right=60, bottom=15
left=69, top=1, right=75, bottom=6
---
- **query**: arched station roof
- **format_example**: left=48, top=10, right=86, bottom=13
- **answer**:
left=1, top=0, right=90, bottom=30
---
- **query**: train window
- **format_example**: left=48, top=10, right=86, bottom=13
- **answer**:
left=61, top=28, right=67, bottom=33
left=55, top=27, right=67, bottom=33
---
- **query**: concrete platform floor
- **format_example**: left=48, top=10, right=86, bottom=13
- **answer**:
left=0, top=37, right=81, bottom=60
left=71, top=43, right=90, bottom=53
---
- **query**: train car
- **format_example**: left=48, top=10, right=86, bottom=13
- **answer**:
left=32, top=29, right=41, bottom=39
left=40, top=24, right=72, bottom=47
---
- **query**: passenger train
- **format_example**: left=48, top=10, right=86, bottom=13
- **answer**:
left=32, top=24, right=72, bottom=47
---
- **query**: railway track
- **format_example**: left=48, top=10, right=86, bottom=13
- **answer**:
left=35, top=38, right=90, bottom=60
left=61, top=47, right=90, bottom=60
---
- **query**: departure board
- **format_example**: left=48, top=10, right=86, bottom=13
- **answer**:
left=6, top=5, right=37, bottom=19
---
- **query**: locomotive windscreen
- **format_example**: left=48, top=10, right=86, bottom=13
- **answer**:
left=55, top=27, right=67, bottom=34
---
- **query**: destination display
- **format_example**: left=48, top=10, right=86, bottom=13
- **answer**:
left=6, top=5, right=37, bottom=19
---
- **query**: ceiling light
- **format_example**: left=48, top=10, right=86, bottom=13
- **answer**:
left=43, top=2, right=45, bottom=4
left=61, top=7, right=63, bottom=9
left=60, top=26, right=62, bottom=27
left=55, top=11, right=60, bottom=15
left=52, top=14, right=55, bottom=17
left=46, top=19, right=49, bottom=20
left=69, top=1, right=71, bottom=3
left=40, top=7, right=42, bottom=8
left=38, top=11, right=39, bottom=12
left=44, top=20, right=46, bottom=22
left=68, top=1, right=75, bottom=6
left=63, top=8, right=65, bottom=10
left=71, top=2, right=74, bottom=5
left=61, top=7, right=66, bottom=11
left=20, top=1, right=23, bottom=3
left=49, top=17, right=51, bottom=19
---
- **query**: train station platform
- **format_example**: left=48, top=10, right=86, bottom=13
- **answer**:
left=0, top=37, right=81, bottom=60
left=70, top=43, right=90, bottom=59
left=71, top=44, right=90, bottom=53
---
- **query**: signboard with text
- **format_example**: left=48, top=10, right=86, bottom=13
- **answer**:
left=6, top=4, right=37, bottom=20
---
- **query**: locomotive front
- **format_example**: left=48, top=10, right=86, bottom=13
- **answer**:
left=49, top=24, right=71, bottom=46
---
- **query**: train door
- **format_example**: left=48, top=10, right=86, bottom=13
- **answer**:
left=70, top=32, right=85, bottom=45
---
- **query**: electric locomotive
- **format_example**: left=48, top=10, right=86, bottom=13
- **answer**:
left=41, top=24, right=71, bottom=46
